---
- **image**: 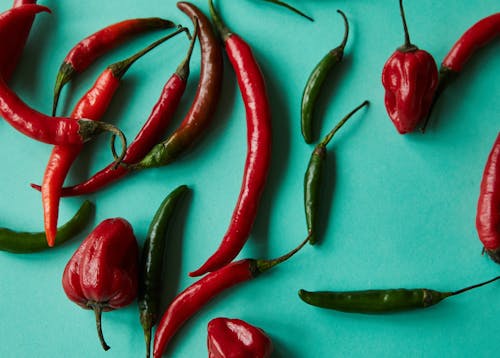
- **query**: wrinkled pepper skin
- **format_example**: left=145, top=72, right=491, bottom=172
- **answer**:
left=382, top=50, right=438, bottom=134
left=62, top=218, right=139, bottom=351
left=476, top=133, right=500, bottom=263
left=207, top=317, right=273, bottom=358
left=382, top=0, right=438, bottom=134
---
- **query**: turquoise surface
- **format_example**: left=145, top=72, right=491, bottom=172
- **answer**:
left=1, top=0, right=499, bottom=357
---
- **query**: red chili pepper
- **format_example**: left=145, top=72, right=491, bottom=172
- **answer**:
left=381, top=0, right=438, bottom=134
left=62, top=218, right=139, bottom=351
left=476, top=133, right=500, bottom=264
left=207, top=317, right=273, bottom=358
left=39, top=30, right=185, bottom=248
left=422, top=13, right=500, bottom=131
left=153, top=237, right=308, bottom=357
left=1, top=1, right=38, bottom=82
left=52, top=17, right=176, bottom=115
left=34, top=20, right=198, bottom=197
left=0, top=3, right=48, bottom=81
left=189, top=0, right=272, bottom=277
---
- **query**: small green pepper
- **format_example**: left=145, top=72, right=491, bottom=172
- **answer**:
left=299, top=275, right=500, bottom=313
left=138, top=185, right=189, bottom=358
left=304, top=101, right=369, bottom=245
left=0, top=200, right=94, bottom=253
left=301, top=10, right=349, bottom=144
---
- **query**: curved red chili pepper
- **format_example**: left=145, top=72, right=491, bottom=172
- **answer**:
left=476, top=133, right=500, bottom=263
left=189, top=0, right=272, bottom=277
left=153, top=238, right=308, bottom=357
left=422, top=13, right=500, bottom=131
left=1, top=1, right=38, bottom=82
left=52, top=17, right=176, bottom=115
left=381, top=0, right=438, bottom=134
left=0, top=3, right=47, bottom=81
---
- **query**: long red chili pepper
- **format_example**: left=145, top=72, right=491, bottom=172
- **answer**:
left=476, top=132, right=500, bottom=264
left=52, top=17, right=176, bottom=115
left=0, top=3, right=47, bottom=81
left=189, top=0, right=272, bottom=277
left=40, top=30, right=186, bottom=248
left=33, top=20, right=198, bottom=197
left=153, top=237, right=308, bottom=357
left=422, top=13, right=500, bottom=131
left=1, top=1, right=38, bottom=82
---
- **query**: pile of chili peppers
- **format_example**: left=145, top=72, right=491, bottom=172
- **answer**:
left=1, top=0, right=500, bottom=357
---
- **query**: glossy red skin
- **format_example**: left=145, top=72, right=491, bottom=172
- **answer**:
left=382, top=49, right=438, bottom=134
left=62, top=218, right=138, bottom=309
left=190, top=33, right=271, bottom=277
left=153, top=259, right=256, bottom=358
left=65, top=18, right=168, bottom=73
left=55, top=73, right=187, bottom=196
left=41, top=69, right=120, bottom=246
left=1, top=1, right=38, bottom=81
left=442, top=13, right=500, bottom=73
left=207, top=318, right=273, bottom=358
left=0, top=4, right=47, bottom=81
left=476, top=133, right=500, bottom=254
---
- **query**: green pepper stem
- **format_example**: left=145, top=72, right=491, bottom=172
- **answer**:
left=450, top=275, right=500, bottom=296
left=176, top=18, right=199, bottom=80
left=399, top=0, right=412, bottom=47
left=88, top=302, right=110, bottom=351
left=337, top=10, right=349, bottom=50
left=109, top=26, right=188, bottom=79
left=263, top=0, right=314, bottom=22
left=208, top=0, right=231, bottom=41
left=319, top=100, right=369, bottom=148
left=256, top=236, right=310, bottom=273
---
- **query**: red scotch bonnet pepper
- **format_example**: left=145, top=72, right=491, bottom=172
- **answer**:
left=207, top=317, right=273, bottom=358
left=62, top=218, right=139, bottom=351
left=382, top=0, right=438, bottom=134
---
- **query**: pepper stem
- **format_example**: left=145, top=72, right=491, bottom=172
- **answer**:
left=109, top=26, right=189, bottom=79
left=52, top=63, right=75, bottom=116
left=176, top=18, right=199, bottom=81
left=319, top=100, right=369, bottom=148
left=256, top=236, right=310, bottom=273
left=263, top=0, right=314, bottom=22
left=399, top=0, right=411, bottom=47
left=208, top=0, right=231, bottom=41
left=449, top=276, right=500, bottom=296
left=101, top=123, right=127, bottom=169
left=88, top=302, right=110, bottom=351
left=337, top=10, right=349, bottom=49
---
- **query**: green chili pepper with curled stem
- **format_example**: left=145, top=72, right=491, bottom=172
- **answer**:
left=299, top=275, right=500, bottom=313
left=0, top=200, right=94, bottom=253
left=304, top=100, right=369, bottom=245
left=138, top=185, right=189, bottom=358
left=301, top=10, right=349, bottom=144
left=261, top=0, right=314, bottom=22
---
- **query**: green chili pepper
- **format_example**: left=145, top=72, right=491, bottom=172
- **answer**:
left=304, top=100, right=369, bottom=245
left=138, top=185, right=189, bottom=358
left=299, top=275, right=500, bottom=313
left=301, top=10, right=349, bottom=144
left=0, top=200, right=94, bottom=253
left=261, top=0, right=314, bottom=22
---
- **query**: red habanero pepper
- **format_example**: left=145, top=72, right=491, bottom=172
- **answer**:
left=189, top=0, right=272, bottom=277
left=1, top=1, right=38, bottom=82
left=0, top=3, right=47, bottom=81
left=52, top=17, right=176, bottom=115
left=36, top=21, right=198, bottom=197
left=207, top=317, right=273, bottom=358
left=381, top=0, right=438, bottom=134
left=39, top=30, right=186, bottom=248
left=153, top=237, right=308, bottom=357
left=422, top=13, right=500, bottom=131
left=130, top=1, right=223, bottom=169
left=62, top=218, right=139, bottom=351
left=476, top=133, right=500, bottom=264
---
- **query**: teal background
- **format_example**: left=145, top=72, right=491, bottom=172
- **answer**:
left=1, top=0, right=499, bottom=357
